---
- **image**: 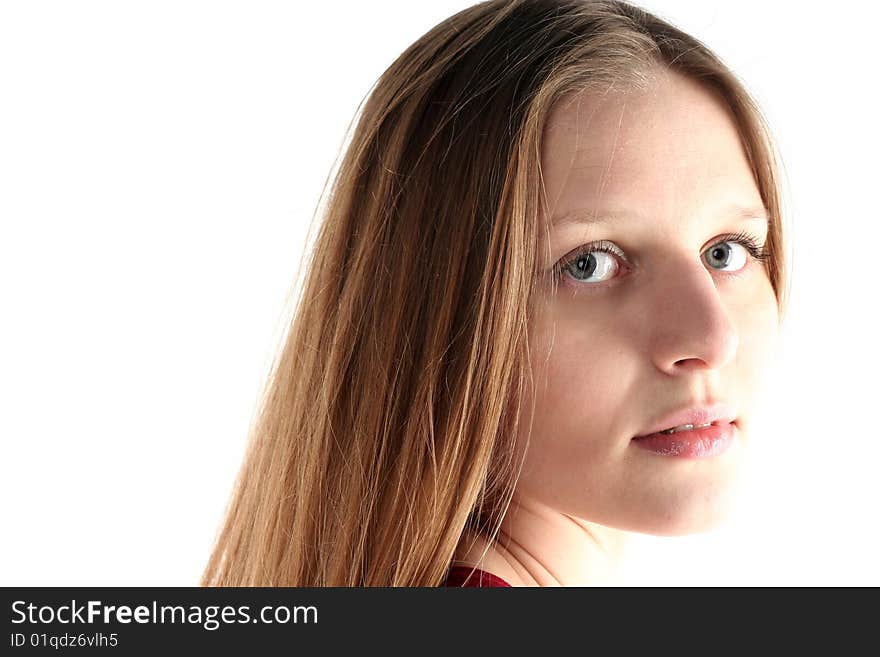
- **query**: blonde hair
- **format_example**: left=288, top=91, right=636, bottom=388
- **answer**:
left=201, top=0, right=788, bottom=586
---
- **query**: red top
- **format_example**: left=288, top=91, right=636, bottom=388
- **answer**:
left=442, top=566, right=512, bottom=587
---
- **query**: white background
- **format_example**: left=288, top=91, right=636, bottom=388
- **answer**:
left=1, top=1, right=877, bottom=586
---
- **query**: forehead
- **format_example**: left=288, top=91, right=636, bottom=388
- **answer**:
left=539, top=71, right=763, bottom=229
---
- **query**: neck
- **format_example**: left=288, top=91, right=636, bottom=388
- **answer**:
left=452, top=496, right=629, bottom=586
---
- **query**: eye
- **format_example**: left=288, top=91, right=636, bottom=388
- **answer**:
left=703, top=241, right=748, bottom=271
left=554, top=241, right=625, bottom=285
left=551, top=230, right=769, bottom=289
left=703, top=230, right=770, bottom=273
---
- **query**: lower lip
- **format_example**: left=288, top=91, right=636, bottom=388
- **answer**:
left=631, top=422, right=736, bottom=459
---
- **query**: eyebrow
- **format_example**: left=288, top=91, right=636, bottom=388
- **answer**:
left=550, top=204, right=770, bottom=228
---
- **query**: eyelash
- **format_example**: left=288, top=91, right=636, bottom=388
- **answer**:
left=551, top=230, right=771, bottom=289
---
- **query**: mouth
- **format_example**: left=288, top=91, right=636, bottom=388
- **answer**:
left=632, top=403, right=738, bottom=440
left=631, top=420, right=738, bottom=458
left=652, top=420, right=726, bottom=436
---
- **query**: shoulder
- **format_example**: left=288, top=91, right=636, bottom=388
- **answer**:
left=442, top=566, right=512, bottom=587
left=449, top=528, right=523, bottom=586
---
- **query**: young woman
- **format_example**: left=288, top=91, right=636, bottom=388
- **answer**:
left=202, top=0, right=789, bottom=587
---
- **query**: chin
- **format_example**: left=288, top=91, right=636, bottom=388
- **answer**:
left=637, top=480, right=743, bottom=537
left=642, top=509, right=734, bottom=537
left=643, top=432, right=748, bottom=537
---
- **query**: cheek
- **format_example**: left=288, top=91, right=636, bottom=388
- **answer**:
left=518, top=317, right=632, bottom=482
left=537, top=338, right=621, bottom=429
left=733, top=277, right=781, bottom=410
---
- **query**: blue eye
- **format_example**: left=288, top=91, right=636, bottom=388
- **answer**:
left=704, top=241, right=748, bottom=271
left=703, top=231, right=770, bottom=272
left=552, top=231, right=769, bottom=289
left=557, top=242, right=623, bottom=284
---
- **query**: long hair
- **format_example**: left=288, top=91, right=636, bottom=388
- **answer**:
left=201, top=0, right=789, bottom=586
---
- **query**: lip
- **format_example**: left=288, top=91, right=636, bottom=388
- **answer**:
left=632, top=421, right=736, bottom=458
left=632, top=402, right=738, bottom=439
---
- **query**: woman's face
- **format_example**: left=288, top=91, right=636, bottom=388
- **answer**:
left=518, top=70, right=780, bottom=536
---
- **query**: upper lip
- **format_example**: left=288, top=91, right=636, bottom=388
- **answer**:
left=633, top=402, right=737, bottom=438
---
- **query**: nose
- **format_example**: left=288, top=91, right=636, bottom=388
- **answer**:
left=647, top=259, right=739, bottom=375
